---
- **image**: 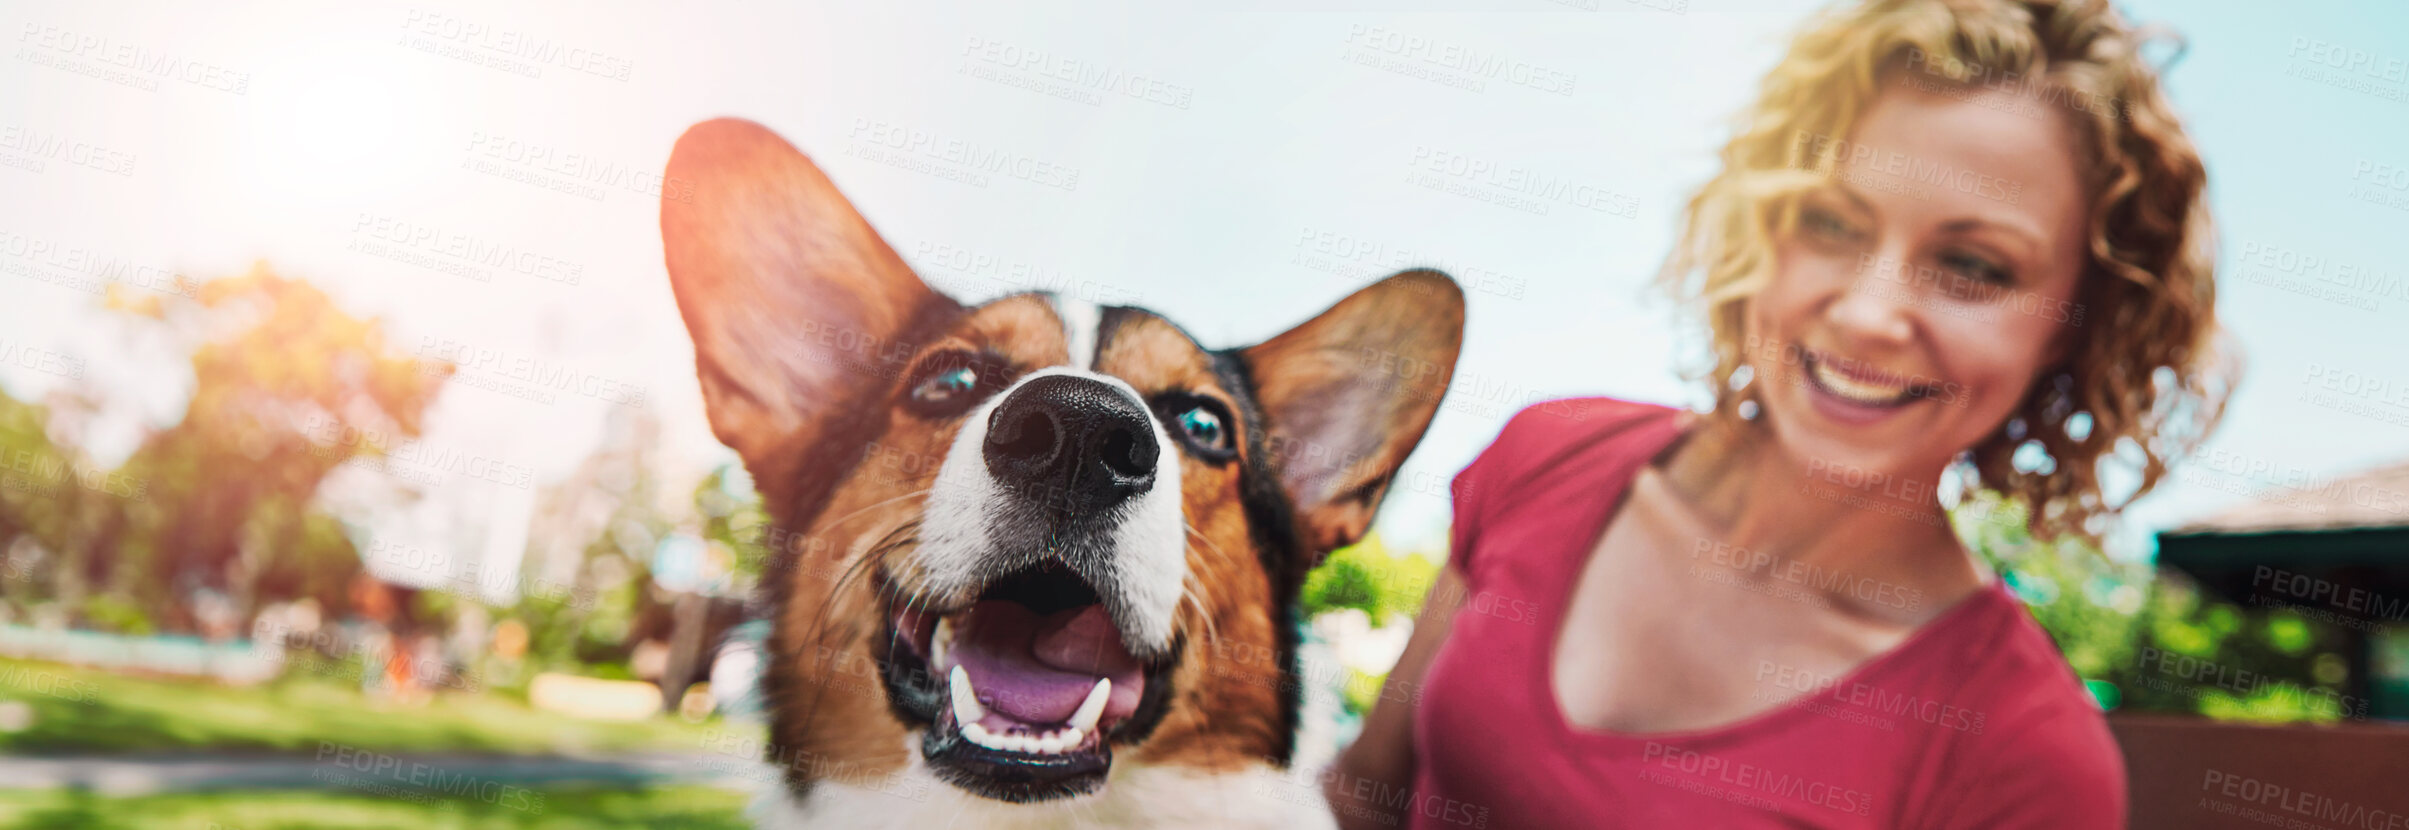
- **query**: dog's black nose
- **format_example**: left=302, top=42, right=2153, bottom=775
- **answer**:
left=984, top=374, right=1158, bottom=516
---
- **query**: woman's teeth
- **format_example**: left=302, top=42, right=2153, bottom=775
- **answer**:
left=1810, top=358, right=1915, bottom=405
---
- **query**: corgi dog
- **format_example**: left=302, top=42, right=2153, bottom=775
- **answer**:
left=660, top=118, right=1462, bottom=829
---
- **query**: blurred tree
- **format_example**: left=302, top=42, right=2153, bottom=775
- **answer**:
left=0, top=381, right=148, bottom=627
left=511, top=407, right=671, bottom=677
left=0, top=394, right=85, bottom=611
left=695, top=464, right=766, bottom=593
left=84, top=263, right=452, bottom=633
left=1959, top=492, right=2356, bottom=723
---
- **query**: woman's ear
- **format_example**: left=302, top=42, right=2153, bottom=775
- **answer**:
left=1239, top=270, right=1466, bottom=557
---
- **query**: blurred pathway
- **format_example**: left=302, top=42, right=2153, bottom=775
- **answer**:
left=0, top=752, right=763, bottom=795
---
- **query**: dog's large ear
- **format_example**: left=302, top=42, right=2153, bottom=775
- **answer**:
left=1241, top=270, right=1464, bottom=558
left=662, top=118, right=962, bottom=511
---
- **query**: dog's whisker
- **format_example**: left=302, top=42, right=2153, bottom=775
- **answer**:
left=1177, top=534, right=1226, bottom=610
left=1178, top=524, right=1233, bottom=647
left=816, top=489, right=935, bottom=540
left=1069, top=791, right=1108, bottom=827
left=791, top=495, right=932, bottom=712
left=1177, top=565, right=1224, bottom=652
left=1178, top=591, right=1219, bottom=653
left=874, top=527, right=938, bottom=677
left=1181, top=523, right=1228, bottom=560
left=789, top=519, right=921, bottom=743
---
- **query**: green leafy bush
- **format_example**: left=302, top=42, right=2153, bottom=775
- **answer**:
left=1301, top=535, right=1436, bottom=624
left=1960, top=493, right=2358, bottom=723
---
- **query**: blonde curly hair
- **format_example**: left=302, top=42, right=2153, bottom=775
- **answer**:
left=1658, top=0, right=2235, bottom=544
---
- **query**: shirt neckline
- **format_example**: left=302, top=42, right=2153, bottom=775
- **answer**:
left=1529, top=406, right=2010, bottom=748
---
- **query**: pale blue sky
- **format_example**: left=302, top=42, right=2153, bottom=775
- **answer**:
left=1, top=0, right=2402, bottom=587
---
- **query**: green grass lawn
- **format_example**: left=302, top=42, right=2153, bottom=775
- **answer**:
left=0, top=786, right=750, bottom=830
left=0, top=656, right=722, bottom=757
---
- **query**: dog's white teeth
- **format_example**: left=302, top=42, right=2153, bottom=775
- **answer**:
left=950, top=676, right=1098, bottom=755
left=1069, top=678, right=1110, bottom=733
left=932, top=618, right=953, bottom=668
left=949, top=665, right=985, bottom=726
left=959, top=723, right=1086, bottom=755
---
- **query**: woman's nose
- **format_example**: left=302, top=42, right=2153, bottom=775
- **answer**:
left=1825, top=247, right=1919, bottom=346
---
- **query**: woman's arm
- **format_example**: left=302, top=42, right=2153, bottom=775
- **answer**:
left=1323, top=563, right=1470, bottom=830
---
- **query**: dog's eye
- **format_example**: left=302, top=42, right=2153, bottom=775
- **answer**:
left=903, top=352, right=1006, bottom=417
left=912, top=366, right=978, bottom=406
left=1177, top=407, right=1226, bottom=449
left=1158, top=396, right=1237, bottom=462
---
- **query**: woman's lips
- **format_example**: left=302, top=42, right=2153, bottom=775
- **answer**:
left=1806, top=352, right=1917, bottom=404
left=1798, top=352, right=1930, bottom=425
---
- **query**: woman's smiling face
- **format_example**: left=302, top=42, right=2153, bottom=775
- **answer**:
left=1748, top=78, right=2092, bottom=480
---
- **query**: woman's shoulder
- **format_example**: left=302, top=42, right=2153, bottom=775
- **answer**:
left=1918, top=583, right=2113, bottom=730
left=1914, top=584, right=2126, bottom=826
left=1464, top=395, right=1684, bottom=484
left=1963, top=584, right=2112, bottom=718
left=1448, top=396, right=1686, bottom=557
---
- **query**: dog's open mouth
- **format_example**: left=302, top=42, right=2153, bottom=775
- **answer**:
left=877, top=562, right=1176, bottom=802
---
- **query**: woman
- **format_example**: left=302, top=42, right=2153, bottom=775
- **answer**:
left=1326, top=0, right=2228, bottom=827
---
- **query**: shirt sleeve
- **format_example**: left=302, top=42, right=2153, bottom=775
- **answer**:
left=1447, top=397, right=1638, bottom=577
left=1930, top=705, right=2128, bottom=830
left=1446, top=405, right=1535, bottom=575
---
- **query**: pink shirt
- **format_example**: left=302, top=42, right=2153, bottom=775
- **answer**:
left=1409, top=397, right=2125, bottom=829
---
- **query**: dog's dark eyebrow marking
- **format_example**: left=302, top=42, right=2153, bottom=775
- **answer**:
left=1209, top=344, right=1310, bottom=767
left=1095, top=304, right=1136, bottom=371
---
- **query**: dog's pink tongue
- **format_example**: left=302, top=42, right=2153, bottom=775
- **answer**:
left=954, top=603, right=1146, bottom=725
left=1030, top=605, right=1142, bottom=676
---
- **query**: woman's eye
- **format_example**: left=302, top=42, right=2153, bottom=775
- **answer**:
left=912, top=366, right=978, bottom=405
left=1800, top=206, right=1861, bottom=244
left=1176, top=406, right=1228, bottom=451
left=1938, top=250, right=2014, bottom=293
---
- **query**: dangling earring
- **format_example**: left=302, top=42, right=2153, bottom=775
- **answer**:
left=1941, top=449, right=1979, bottom=508
left=2012, top=439, right=2058, bottom=476
left=1728, top=364, right=1760, bottom=421
left=2006, top=372, right=2070, bottom=477
left=2041, top=372, right=2075, bottom=425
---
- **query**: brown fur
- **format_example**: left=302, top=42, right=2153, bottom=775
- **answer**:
left=760, top=294, right=1078, bottom=783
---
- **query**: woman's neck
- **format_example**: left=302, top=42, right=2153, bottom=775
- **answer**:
left=1653, top=412, right=1987, bottom=623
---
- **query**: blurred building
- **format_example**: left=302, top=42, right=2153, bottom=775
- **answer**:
left=2157, top=459, right=2409, bottom=718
